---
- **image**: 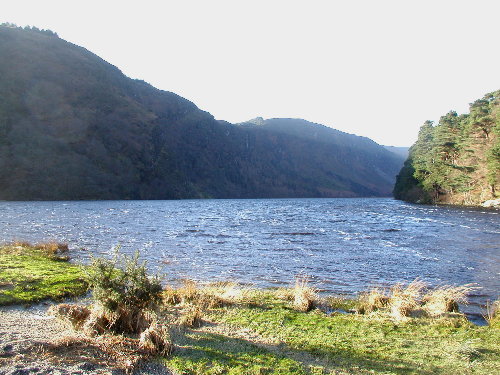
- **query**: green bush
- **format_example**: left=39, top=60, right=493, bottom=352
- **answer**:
left=85, top=248, right=162, bottom=312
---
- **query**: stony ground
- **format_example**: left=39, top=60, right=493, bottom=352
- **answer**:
left=0, top=303, right=174, bottom=375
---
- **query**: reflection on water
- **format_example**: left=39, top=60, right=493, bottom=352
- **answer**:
left=0, top=198, right=498, bottom=317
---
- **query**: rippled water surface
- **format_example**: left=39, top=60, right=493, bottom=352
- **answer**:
left=1, top=198, right=498, bottom=316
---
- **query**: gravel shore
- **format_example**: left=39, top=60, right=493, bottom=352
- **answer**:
left=0, top=303, right=174, bottom=375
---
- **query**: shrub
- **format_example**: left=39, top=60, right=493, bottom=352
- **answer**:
left=83, top=248, right=163, bottom=334
left=85, top=248, right=162, bottom=312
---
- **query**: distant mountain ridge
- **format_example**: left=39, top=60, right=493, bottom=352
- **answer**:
left=383, top=146, right=409, bottom=159
left=238, top=118, right=403, bottom=187
left=0, top=25, right=404, bottom=200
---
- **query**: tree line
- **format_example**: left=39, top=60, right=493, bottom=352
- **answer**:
left=394, top=90, right=500, bottom=205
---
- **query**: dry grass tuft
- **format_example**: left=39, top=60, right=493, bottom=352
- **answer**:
left=85, top=304, right=156, bottom=335
left=110, top=305, right=156, bottom=334
left=49, top=302, right=173, bottom=371
left=275, top=287, right=295, bottom=301
left=389, top=280, right=427, bottom=320
left=422, top=284, right=475, bottom=316
left=358, top=289, right=390, bottom=314
left=163, top=280, right=243, bottom=310
left=292, top=277, right=317, bottom=312
left=139, top=324, right=173, bottom=355
left=82, top=310, right=109, bottom=337
left=10, top=240, right=33, bottom=248
left=179, top=306, right=204, bottom=328
left=203, top=281, right=247, bottom=304
left=6, top=241, right=69, bottom=260
left=163, top=280, right=203, bottom=305
left=48, top=303, right=91, bottom=329
left=52, top=302, right=156, bottom=337
left=357, top=280, right=476, bottom=321
left=163, top=286, right=182, bottom=305
left=34, top=241, right=69, bottom=254
left=178, top=279, right=199, bottom=304
left=484, top=299, right=500, bottom=326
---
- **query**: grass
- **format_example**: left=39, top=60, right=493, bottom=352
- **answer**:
left=164, top=330, right=307, bottom=375
left=0, top=242, right=88, bottom=305
left=2, top=247, right=499, bottom=374
left=168, top=288, right=500, bottom=375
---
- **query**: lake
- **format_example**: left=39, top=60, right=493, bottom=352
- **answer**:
left=0, top=198, right=498, bottom=320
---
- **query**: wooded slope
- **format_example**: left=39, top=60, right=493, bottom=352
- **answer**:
left=0, top=25, right=403, bottom=200
left=394, top=90, right=500, bottom=205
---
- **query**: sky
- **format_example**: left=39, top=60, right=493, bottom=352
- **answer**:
left=3, top=0, right=500, bottom=146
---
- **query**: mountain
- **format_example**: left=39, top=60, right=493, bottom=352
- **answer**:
left=238, top=117, right=404, bottom=190
left=0, top=25, right=404, bottom=200
left=383, top=146, right=409, bottom=160
left=393, top=90, right=500, bottom=206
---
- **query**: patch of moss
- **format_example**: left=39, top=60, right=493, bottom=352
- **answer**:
left=0, top=245, right=87, bottom=305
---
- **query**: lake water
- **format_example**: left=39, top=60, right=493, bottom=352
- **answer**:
left=0, top=198, right=498, bottom=320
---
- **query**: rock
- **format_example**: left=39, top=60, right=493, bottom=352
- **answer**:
left=77, top=363, right=96, bottom=371
left=481, top=199, right=500, bottom=208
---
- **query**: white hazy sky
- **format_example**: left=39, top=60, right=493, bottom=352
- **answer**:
left=3, top=0, right=500, bottom=146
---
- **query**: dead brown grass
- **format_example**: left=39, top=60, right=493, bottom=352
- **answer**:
left=179, top=306, right=204, bottom=328
left=37, top=333, right=157, bottom=373
left=163, top=280, right=243, bottom=310
left=484, top=299, right=500, bottom=326
left=292, top=277, right=317, bottom=312
left=163, top=286, right=182, bottom=305
left=7, top=241, right=70, bottom=260
left=48, top=303, right=91, bottom=329
left=51, top=301, right=158, bottom=337
left=139, top=324, right=173, bottom=355
left=10, top=240, right=33, bottom=248
left=34, top=241, right=69, bottom=254
left=355, top=280, right=476, bottom=321
left=275, top=287, right=295, bottom=301
left=422, top=284, right=475, bottom=317
left=81, top=303, right=156, bottom=335
left=48, top=302, right=175, bottom=373
left=390, top=280, right=426, bottom=320
left=358, top=288, right=390, bottom=314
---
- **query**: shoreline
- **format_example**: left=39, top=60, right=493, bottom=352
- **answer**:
left=0, top=302, right=174, bottom=375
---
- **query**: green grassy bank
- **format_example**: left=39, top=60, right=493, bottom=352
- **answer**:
left=162, top=288, right=500, bottom=375
left=1, top=244, right=499, bottom=374
left=0, top=242, right=87, bottom=305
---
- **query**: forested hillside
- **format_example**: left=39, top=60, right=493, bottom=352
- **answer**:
left=394, top=90, right=500, bottom=205
left=0, top=25, right=403, bottom=200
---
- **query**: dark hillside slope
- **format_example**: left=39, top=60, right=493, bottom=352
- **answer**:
left=239, top=118, right=404, bottom=194
left=0, top=25, right=403, bottom=200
